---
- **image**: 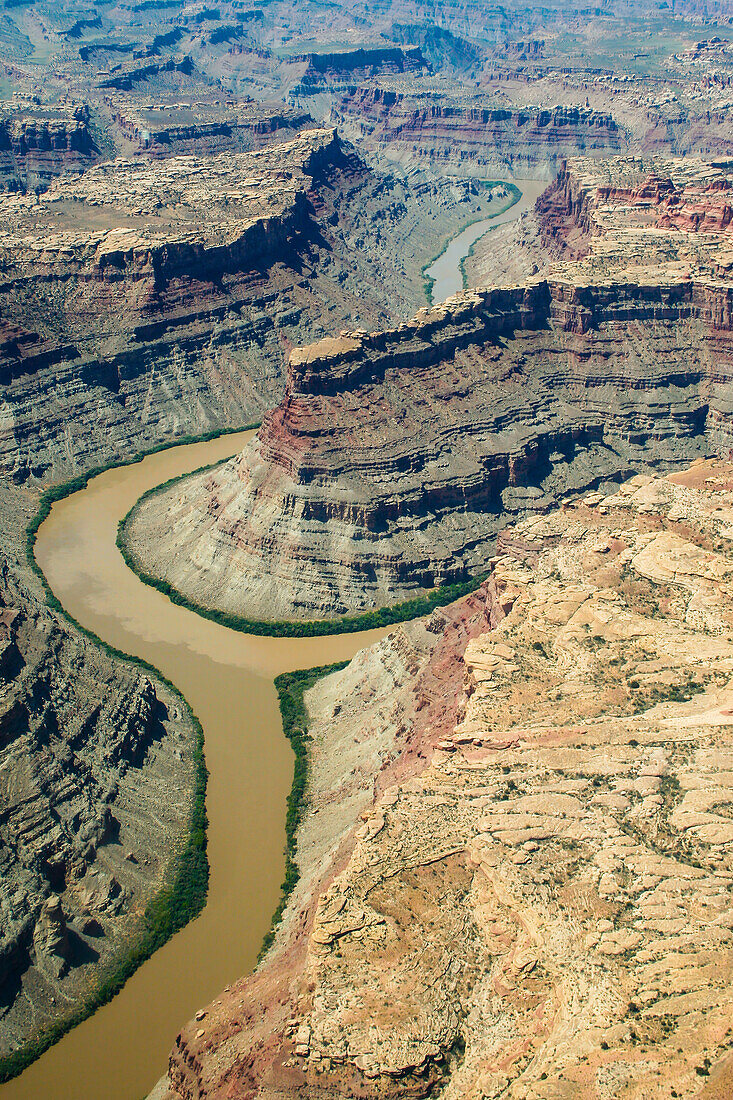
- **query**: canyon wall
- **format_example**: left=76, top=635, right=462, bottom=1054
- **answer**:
left=332, top=88, right=625, bottom=177
left=0, top=482, right=197, bottom=1065
left=126, top=274, right=733, bottom=620
left=291, top=47, right=429, bottom=94
left=0, top=126, right=479, bottom=481
left=111, top=102, right=311, bottom=157
left=126, top=154, right=733, bottom=623
left=0, top=113, right=99, bottom=191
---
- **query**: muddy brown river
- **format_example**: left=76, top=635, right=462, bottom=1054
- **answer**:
left=2, top=432, right=387, bottom=1100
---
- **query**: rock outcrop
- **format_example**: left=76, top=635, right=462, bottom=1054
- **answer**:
left=333, top=87, right=624, bottom=176
left=0, top=125, right=479, bottom=479
left=111, top=100, right=311, bottom=157
left=126, top=155, right=733, bottom=621
left=153, top=459, right=733, bottom=1100
left=290, top=48, right=429, bottom=95
left=0, top=112, right=99, bottom=192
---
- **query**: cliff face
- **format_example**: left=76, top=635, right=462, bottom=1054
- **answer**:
left=333, top=87, right=624, bottom=177
left=126, top=282, right=733, bottom=620
left=292, top=47, right=429, bottom=92
left=154, top=459, right=733, bottom=1100
left=111, top=102, right=311, bottom=157
left=0, top=127, right=333, bottom=479
left=126, top=155, right=733, bottom=622
left=0, top=115, right=99, bottom=192
left=0, top=126, right=476, bottom=480
left=538, top=156, right=733, bottom=261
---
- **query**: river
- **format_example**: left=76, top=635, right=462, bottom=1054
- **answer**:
left=3, top=178, right=544, bottom=1099
left=423, top=179, right=547, bottom=303
left=2, top=432, right=388, bottom=1100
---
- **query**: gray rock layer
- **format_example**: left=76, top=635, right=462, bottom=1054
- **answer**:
left=127, top=276, right=733, bottom=621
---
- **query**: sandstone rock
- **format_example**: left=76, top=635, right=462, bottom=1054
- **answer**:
left=334, top=88, right=624, bottom=178
left=0, top=125, right=488, bottom=481
left=33, top=897, right=69, bottom=979
left=156, top=463, right=733, bottom=1100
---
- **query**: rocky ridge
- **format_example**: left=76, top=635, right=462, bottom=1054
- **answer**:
left=154, top=459, right=733, bottom=1100
left=0, top=110, right=99, bottom=192
left=332, top=86, right=624, bottom=177
left=127, top=155, right=733, bottom=621
left=290, top=47, right=429, bottom=96
left=110, top=100, right=311, bottom=157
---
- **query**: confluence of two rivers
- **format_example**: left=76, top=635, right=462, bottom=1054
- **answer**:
left=3, top=184, right=542, bottom=1099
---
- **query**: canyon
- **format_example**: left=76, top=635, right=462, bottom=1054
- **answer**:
left=154, top=459, right=733, bottom=1100
left=125, top=154, right=733, bottom=622
left=2, top=0, right=733, bottom=1095
left=0, top=124, right=490, bottom=481
left=0, top=97, right=513, bottom=1074
left=0, top=504, right=197, bottom=1068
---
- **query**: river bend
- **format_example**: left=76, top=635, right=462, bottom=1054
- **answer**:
left=2, top=433, right=386, bottom=1100
left=3, top=176, right=544, bottom=1098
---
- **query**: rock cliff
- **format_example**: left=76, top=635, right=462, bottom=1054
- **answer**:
left=0, top=125, right=480, bottom=479
left=0, top=112, right=99, bottom=192
left=290, top=48, right=429, bottom=95
left=153, top=459, right=733, bottom=1100
left=332, top=87, right=624, bottom=177
left=0, top=482, right=196, bottom=1062
left=126, top=156, right=733, bottom=622
left=111, top=101, right=311, bottom=157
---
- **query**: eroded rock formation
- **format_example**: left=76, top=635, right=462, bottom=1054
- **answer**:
left=291, top=48, right=429, bottom=95
left=0, top=106, right=507, bottom=1059
left=127, top=156, right=733, bottom=621
left=0, top=111, right=99, bottom=192
left=154, top=459, right=733, bottom=1100
left=333, top=87, right=624, bottom=177
left=0, top=125, right=480, bottom=480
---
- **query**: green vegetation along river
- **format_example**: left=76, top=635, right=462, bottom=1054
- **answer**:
left=2, top=431, right=388, bottom=1100
left=424, top=179, right=547, bottom=302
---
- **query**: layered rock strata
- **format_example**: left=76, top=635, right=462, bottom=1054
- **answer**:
left=111, top=101, right=311, bottom=157
left=0, top=112, right=99, bottom=192
left=127, top=155, right=733, bottom=622
left=0, top=125, right=478, bottom=479
left=154, top=459, right=733, bottom=1100
left=538, top=155, right=733, bottom=268
left=0, top=482, right=196, bottom=1059
left=332, top=87, right=624, bottom=177
left=291, top=48, right=429, bottom=94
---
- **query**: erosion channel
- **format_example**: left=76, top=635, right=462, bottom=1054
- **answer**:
left=2, top=431, right=387, bottom=1100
